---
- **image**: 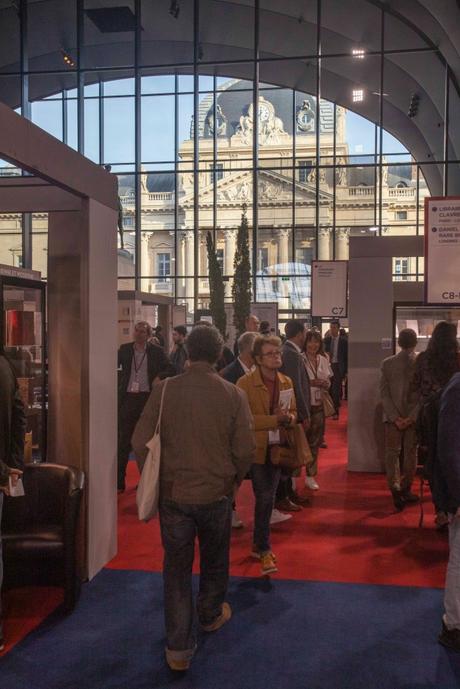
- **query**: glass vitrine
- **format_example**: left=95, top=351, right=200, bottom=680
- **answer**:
left=1, top=276, right=46, bottom=462
left=394, top=304, right=460, bottom=353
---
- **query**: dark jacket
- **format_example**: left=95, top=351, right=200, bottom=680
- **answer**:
left=216, top=345, right=235, bottom=372
left=324, top=335, right=348, bottom=377
left=170, top=343, right=188, bottom=375
left=438, top=372, right=460, bottom=513
left=280, top=341, right=311, bottom=422
left=0, top=355, right=25, bottom=485
left=221, top=359, right=246, bottom=385
left=118, top=342, right=174, bottom=399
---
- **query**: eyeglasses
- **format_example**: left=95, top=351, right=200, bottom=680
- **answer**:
left=261, top=350, right=282, bottom=358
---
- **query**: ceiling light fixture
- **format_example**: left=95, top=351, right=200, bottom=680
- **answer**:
left=352, top=89, right=364, bottom=103
left=169, top=1, right=180, bottom=19
left=352, top=48, right=365, bottom=59
left=61, top=49, right=76, bottom=68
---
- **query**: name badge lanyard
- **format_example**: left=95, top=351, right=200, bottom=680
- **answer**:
left=133, top=347, right=147, bottom=384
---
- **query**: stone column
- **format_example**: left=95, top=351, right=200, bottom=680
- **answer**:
left=140, top=232, right=152, bottom=292
left=336, top=227, right=350, bottom=260
left=318, top=227, right=331, bottom=260
left=178, top=231, right=187, bottom=299
left=278, top=227, right=290, bottom=266
left=224, top=230, right=236, bottom=298
left=185, top=230, right=195, bottom=306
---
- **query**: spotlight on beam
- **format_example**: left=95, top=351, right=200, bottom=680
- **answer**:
left=61, top=49, right=76, bottom=68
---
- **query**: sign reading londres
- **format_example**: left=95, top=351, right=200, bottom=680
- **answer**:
left=425, top=196, right=460, bottom=305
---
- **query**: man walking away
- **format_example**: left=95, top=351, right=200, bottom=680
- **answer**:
left=0, top=347, right=25, bottom=651
left=437, top=372, right=460, bottom=652
left=132, top=325, right=255, bottom=672
left=380, top=328, right=420, bottom=511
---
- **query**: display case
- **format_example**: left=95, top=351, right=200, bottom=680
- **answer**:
left=394, top=303, right=460, bottom=353
left=1, top=275, right=46, bottom=462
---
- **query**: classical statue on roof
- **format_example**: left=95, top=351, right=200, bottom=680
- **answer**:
left=234, top=95, right=288, bottom=146
left=205, top=103, right=227, bottom=136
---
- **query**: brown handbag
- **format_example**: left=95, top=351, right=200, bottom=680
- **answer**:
left=271, top=424, right=313, bottom=471
left=322, top=391, right=336, bottom=418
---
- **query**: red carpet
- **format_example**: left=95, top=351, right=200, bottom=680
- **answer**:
left=2, top=406, right=448, bottom=653
left=109, top=405, right=448, bottom=589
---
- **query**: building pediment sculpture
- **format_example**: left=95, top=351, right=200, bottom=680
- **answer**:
left=233, top=95, right=288, bottom=146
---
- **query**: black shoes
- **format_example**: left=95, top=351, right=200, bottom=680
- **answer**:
left=439, top=620, right=460, bottom=652
left=392, top=489, right=405, bottom=511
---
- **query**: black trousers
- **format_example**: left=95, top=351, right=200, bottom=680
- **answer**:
left=117, top=391, right=150, bottom=489
left=330, top=363, right=343, bottom=416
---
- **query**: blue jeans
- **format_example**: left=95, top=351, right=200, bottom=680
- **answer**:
left=251, top=461, right=281, bottom=553
left=159, top=496, right=232, bottom=660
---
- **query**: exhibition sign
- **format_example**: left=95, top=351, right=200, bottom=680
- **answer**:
left=311, top=260, right=348, bottom=318
left=425, top=196, right=460, bottom=305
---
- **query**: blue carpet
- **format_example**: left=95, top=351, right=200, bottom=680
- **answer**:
left=1, top=569, right=460, bottom=689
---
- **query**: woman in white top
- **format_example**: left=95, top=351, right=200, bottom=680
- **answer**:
left=303, top=330, right=332, bottom=490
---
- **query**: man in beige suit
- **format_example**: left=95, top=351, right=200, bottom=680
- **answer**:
left=380, top=328, right=420, bottom=511
left=132, top=325, right=255, bottom=672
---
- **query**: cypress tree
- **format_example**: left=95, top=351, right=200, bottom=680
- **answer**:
left=206, top=231, right=227, bottom=337
left=232, top=204, right=252, bottom=336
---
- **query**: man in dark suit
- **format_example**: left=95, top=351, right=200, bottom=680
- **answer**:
left=0, top=347, right=25, bottom=651
left=276, top=319, right=311, bottom=510
left=118, top=321, right=173, bottom=492
left=221, top=331, right=258, bottom=385
left=324, top=320, right=348, bottom=419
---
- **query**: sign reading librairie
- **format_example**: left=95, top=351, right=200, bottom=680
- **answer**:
left=425, top=196, right=460, bottom=304
left=311, top=260, right=348, bottom=318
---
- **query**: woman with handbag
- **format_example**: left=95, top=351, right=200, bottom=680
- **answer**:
left=303, top=330, right=333, bottom=490
left=237, top=336, right=296, bottom=577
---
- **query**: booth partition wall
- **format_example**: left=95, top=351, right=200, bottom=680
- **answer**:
left=0, top=0, right=458, bottom=324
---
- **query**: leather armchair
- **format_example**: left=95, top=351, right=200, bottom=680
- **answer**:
left=2, top=463, right=85, bottom=613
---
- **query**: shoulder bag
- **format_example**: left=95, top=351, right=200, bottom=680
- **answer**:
left=136, top=378, right=169, bottom=522
left=322, top=390, right=336, bottom=418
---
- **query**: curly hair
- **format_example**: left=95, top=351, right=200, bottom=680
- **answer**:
left=425, top=321, right=459, bottom=387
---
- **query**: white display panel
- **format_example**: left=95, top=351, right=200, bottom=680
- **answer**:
left=311, top=260, right=348, bottom=318
left=425, top=196, right=460, bottom=305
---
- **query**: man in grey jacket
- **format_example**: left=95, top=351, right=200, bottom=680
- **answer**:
left=132, top=325, right=255, bottom=672
left=276, top=319, right=311, bottom=510
left=380, top=328, right=420, bottom=511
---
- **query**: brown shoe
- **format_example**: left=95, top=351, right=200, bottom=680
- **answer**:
left=165, top=650, right=192, bottom=672
left=290, top=492, right=311, bottom=507
left=275, top=498, right=301, bottom=512
left=202, top=602, right=232, bottom=632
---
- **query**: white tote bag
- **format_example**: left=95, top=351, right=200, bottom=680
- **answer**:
left=136, top=379, right=169, bottom=522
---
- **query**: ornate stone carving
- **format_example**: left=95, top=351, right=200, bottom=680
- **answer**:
left=205, top=103, right=227, bottom=137
left=296, top=98, right=315, bottom=133
left=234, top=95, right=287, bottom=146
